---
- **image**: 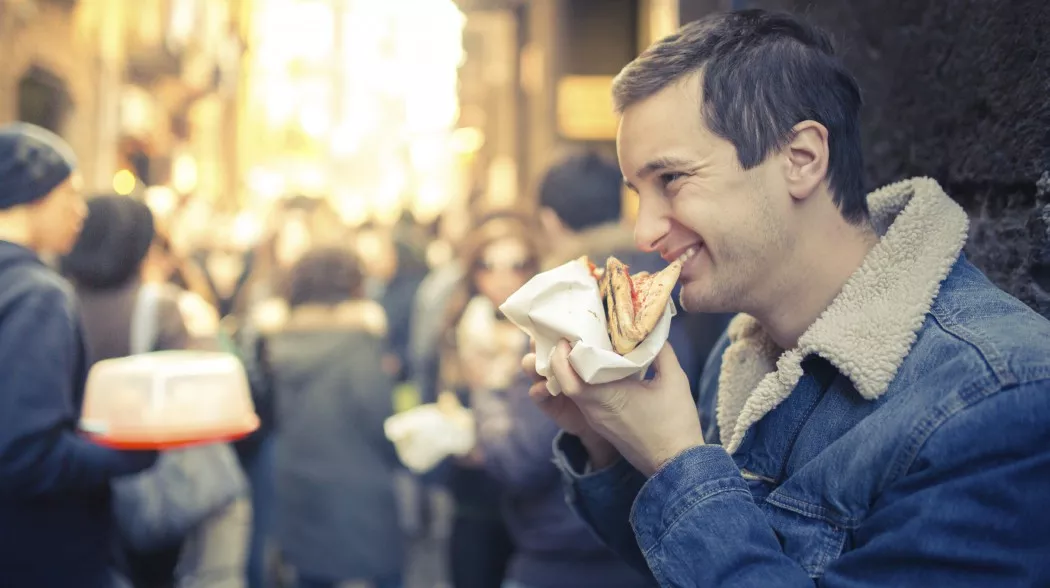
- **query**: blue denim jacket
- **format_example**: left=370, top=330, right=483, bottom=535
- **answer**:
left=553, top=178, right=1050, bottom=587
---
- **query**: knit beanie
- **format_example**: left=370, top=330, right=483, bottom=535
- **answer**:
left=60, top=195, right=156, bottom=290
left=0, top=122, right=77, bottom=210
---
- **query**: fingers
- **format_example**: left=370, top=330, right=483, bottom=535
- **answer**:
left=549, top=339, right=584, bottom=396
left=528, top=380, right=551, bottom=403
left=522, top=352, right=542, bottom=382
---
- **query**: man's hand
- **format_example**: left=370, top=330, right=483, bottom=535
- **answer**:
left=522, top=349, right=620, bottom=469
left=550, top=340, right=704, bottom=477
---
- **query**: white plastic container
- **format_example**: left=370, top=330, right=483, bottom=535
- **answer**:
left=79, top=351, right=259, bottom=449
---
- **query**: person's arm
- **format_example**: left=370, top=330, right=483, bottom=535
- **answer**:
left=0, top=291, right=156, bottom=496
left=474, top=374, right=562, bottom=494
left=552, top=432, right=652, bottom=575
left=353, top=337, right=400, bottom=467
left=155, top=288, right=191, bottom=351
left=626, top=382, right=1050, bottom=587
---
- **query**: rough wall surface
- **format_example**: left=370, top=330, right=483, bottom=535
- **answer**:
left=744, top=0, right=1050, bottom=316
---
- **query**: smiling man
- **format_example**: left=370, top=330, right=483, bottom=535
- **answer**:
left=523, top=9, right=1050, bottom=587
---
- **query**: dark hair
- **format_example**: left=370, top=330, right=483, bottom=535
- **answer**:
left=284, top=246, right=364, bottom=308
left=60, top=194, right=155, bottom=290
left=613, top=10, right=867, bottom=223
left=538, top=151, right=624, bottom=231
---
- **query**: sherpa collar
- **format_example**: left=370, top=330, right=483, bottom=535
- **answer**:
left=716, top=177, right=970, bottom=454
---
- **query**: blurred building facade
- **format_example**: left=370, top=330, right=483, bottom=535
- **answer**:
left=0, top=0, right=245, bottom=211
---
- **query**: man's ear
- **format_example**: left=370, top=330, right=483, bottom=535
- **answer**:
left=783, top=120, right=829, bottom=202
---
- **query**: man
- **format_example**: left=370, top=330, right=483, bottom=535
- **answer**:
left=537, top=151, right=733, bottom=394
left=0, top=123, right=157, bottom=587
left=524, top=10, right=1050, bottom=587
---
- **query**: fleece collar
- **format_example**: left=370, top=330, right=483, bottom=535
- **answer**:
left=716, top=177, right=970, bottom=453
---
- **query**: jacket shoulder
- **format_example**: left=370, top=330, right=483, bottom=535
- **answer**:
left=921, top=257, right=1050, bottom=388
left=0, top=261, right=76, bottom=318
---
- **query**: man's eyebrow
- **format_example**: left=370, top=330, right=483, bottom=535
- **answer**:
left=635, top=156, right=695, bottom=180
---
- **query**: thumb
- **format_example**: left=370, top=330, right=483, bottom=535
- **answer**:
left=549, top=339, right=584, bottom=396
left=651, top=342, right=681, bottom=379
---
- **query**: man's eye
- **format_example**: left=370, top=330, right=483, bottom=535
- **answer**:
left=660, top=172, right=685, bottom=187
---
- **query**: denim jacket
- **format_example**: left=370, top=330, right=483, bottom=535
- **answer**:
left=553, top=178, right=1050, bottom=587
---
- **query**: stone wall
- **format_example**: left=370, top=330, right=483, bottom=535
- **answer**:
left=743, top=0, right=1050, bottom=316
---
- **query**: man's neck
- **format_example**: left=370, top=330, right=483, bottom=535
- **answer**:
left=0, top=211, right=34, bottom=251
left=755, top=221, right=879, bottom=350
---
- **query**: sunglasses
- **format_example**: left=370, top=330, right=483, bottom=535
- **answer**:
left=474, top=258, right=535, bottom=273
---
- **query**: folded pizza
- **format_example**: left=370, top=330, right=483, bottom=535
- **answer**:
left=581, top=255, right=682, bottom=355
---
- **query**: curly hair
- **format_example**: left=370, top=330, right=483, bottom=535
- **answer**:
left=284, top=246, right=365, bottom=308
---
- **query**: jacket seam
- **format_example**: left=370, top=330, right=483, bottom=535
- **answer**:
left=928, top=305, right=1019, bottom=388
left=763, top=493, right=859, bottom=528
left=639, top=484, right=753, bottom=557
left=882, top=376, right=1050, bottom=493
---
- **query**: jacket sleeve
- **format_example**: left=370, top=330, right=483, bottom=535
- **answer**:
left=0, top=290, right=156, bottom=497
left=474, top=375, right=562, bottom=494
left=578, top=381, right=1050, bottom=587
left=353, top=337, right=400, bottom=467
left=552, top=432, right=653, bottom=576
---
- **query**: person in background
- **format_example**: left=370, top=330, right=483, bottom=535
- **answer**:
left=236, top=201, right=330, bottom=588
left=61, top=195, right=190, bottom=361
left=265, top=246, right=404, bottom=588
left=461, top=211, right=652, bottom=588
left=356, top=223, right=428, bottom=382
left=529, top=10, right=1050, bottom=586
left=0, top=122, right=157, bottom=587
left=536, top=152, right=734, bottom=398
left=439, top=211, right=543, bottom=588
left=140, top=231, right=222, bottom=349
left=61, top=194, right=249, bottom=588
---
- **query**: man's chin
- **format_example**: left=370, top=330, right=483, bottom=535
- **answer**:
left=678, top=285, right=732, bottom=315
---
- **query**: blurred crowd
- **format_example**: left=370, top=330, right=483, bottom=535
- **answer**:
left=0, top=120, right=730, bottom=588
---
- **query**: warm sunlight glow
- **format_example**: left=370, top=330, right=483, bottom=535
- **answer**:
left=246, top=0, right=466, bottom=220
left=113, top=169, right=137, bottom=196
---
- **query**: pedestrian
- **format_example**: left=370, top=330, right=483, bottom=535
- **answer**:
left=0, top=122, right=158, bottom=587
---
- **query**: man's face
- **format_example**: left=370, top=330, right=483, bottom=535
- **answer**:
left=28, top=174, right=86, bottom=255
left=618, top=75, right=793, bottom=314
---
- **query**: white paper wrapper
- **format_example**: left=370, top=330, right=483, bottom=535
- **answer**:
left=384, top=404, right=475, bottom=474
left=499, top=259, right=676, bottom=395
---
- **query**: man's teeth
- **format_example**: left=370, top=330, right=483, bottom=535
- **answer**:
left=676, top=246, right=700, bottom=264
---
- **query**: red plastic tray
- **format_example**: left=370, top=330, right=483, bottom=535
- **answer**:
left=82, top=416, right=260, bottom=450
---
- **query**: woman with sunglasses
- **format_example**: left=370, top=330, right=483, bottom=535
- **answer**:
left=438, top=210, right=541, bottom=588
left=444, top=208, right=655, bottom=588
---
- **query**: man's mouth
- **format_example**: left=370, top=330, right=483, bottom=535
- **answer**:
left=676, top=245, right=700, bottom=264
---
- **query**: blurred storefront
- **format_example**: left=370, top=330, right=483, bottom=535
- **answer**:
left=0, top=0, right=725, bottom=234
left=0, top=0, right=244, bottom=209
left=239, top=0, right=470, bottom=229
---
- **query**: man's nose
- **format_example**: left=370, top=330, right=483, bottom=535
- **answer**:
left=633, top=198, right=670, bottom=253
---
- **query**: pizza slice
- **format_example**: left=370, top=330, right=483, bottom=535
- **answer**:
left=579, top=255, right=682, bottom=355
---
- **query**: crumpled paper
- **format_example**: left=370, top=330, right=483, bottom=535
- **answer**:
left=499, top=259, right=676, bottom=395
left=383, top=404, right=475, bottom=474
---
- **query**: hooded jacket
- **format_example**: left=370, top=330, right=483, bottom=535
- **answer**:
left=266, top=300, right=404, bottom=582
left=554, top=178, right=1050, bottom=587
left=0, top=241, right=156, bottom=587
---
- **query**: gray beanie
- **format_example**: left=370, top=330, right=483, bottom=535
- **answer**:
left=0, top=122, right=77, bottom=210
